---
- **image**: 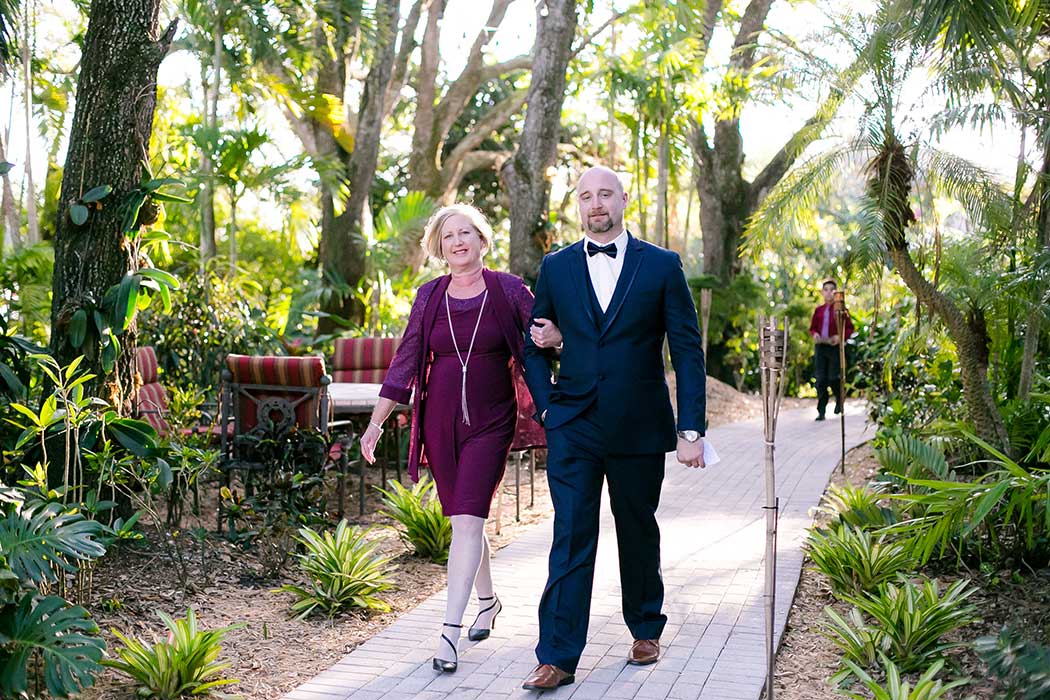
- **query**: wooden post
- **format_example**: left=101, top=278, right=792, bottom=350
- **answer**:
left=834, top=290, right=848, bottom=475
left=759, top=315, right=788, bottom=700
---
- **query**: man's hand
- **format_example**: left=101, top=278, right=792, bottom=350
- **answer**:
left=530, top=318, right=563, bottom=349
left=677, top=437, right=705, bottom=468
left=829, top=334, right=840, bottom=345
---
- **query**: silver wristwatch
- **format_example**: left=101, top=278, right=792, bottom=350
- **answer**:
left=677, top=430, right=701, bottom=443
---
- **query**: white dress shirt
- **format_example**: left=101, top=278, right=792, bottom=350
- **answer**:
left=582, top=229, right=628, bottom=312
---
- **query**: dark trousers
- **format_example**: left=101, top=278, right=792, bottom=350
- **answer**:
left=536, top=403, right=666, bottom=673
left=814, top=343, right=842, bottom=416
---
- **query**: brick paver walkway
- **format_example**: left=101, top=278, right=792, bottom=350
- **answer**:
left=283, top=405, right=870, bottom=700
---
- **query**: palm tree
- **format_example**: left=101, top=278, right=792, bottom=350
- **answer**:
left=744, top=2, right=1014, bottom=452
left=905, top=0, right=1050, bottom=401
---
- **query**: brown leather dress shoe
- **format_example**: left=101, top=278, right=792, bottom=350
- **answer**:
left=628, top=639, right=660, bottom=665
left=522, top=664, right=575, bottom=690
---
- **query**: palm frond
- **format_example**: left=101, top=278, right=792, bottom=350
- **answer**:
left=920, top=147, right=1012, bottom=235
left=742, top=143, right=863, bottom=259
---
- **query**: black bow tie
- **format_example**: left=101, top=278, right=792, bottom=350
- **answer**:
left=586, top=241, right=617, bottom=259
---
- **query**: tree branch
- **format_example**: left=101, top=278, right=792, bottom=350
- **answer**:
left=433, top=0, right=515, bottom=143
left=479, top=53, right=533, bottom=82
left=570, top=11, right=625, bottom=58
left=730, top=0, right=774, bottom=74
left=442, top=88, right=528, bottom=180
left=383, top=0, right=428, bottom=119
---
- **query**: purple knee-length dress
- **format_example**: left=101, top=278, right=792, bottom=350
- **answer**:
left=378, top=269, right=548, bottom=518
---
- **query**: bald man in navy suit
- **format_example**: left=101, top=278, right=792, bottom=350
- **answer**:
left=521, top=166, right=707, bottom=691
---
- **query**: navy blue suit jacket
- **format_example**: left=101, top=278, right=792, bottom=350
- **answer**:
left=523, top=234, right=706, bottom=455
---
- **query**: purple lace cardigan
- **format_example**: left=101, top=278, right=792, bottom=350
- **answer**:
left=379, top=269, right=547, bottom=481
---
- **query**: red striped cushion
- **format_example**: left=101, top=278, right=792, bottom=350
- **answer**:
left=332, top=338, right=401, bottom=383
left=136, top=380, right=170, bottom=436
left=135, top=346, right=160, bottom=385
left=225, top=355, right=327, bottom=432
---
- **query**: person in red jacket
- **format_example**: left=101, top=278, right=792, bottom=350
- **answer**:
left=809, top=279, right=854, bottom=420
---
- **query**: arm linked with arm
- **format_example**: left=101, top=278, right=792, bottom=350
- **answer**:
left=522, top=260, right=556, bottom=422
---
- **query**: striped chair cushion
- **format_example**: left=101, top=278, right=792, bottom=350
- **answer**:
left=136, top=346, right=160, bottom=385
left=225, top=354, right=327, bottom=433
left=331, top=337, right=401, bottom=384
left=134, top=346, right=170, bottom=435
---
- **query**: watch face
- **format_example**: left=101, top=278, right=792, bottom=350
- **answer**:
left=679, top=430, right=700, bottom=442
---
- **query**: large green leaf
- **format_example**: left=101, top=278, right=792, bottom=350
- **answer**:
left=0, top=505, right=106, bottom=585
left=106, top=417, right=159, bottom=458
left=0, top=592, right=106, bottom=698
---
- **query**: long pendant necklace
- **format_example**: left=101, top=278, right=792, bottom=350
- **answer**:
left=445, top=288, right=488, bottom=426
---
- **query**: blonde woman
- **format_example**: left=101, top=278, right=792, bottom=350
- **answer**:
left=360, top=204, right=558, bottom=672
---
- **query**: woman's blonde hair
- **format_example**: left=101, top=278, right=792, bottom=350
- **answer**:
left=420, top=203, right=494, bottom=261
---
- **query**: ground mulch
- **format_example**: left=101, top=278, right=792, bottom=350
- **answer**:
left=772, top=443, right=1050, bottom=699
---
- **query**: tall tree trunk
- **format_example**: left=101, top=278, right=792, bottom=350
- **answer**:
left=888, top=246, right=1010, bottom=452
left=1018, top=138, right=1050, bottom=400
left=503, top=0, right=578, bottom=281
left=656, top=120, right=669, bottom=248
left=1, top=127, right=20, bottom=249
left=198, top=72, right=216, bottom=262
left=228, top=190, right=237, bottom=271
left=49, top=0, right=176, bottom=406
left=317, top=0, right=400, bottom=333
left=874, top=134, right=1010, bottom=453
left=21, top=0, right=38, bottom=245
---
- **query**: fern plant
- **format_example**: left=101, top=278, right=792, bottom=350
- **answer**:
left=806, top=525, right=916, bottom=595
left=838, top=655, right=969, bottom=700
left=375, top=476, right=452, bottom=563
left=104, top=608, right=242, bottom=699
left=277, top=520, right=394, bottom=618
left=839, top=578, right=977, bottom=673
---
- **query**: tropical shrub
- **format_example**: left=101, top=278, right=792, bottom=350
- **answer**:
left=0, top=592, right=107, bottom=699
left=806, top=525, right=915, bottom=595
left=0, top=489, right=108, bottom=698
left=375, top=476, right=452, bottom=563
left=837, top=655, right=968, bottom=700
left=974, top=626, right=1050, bottom=700
left=104, top=608, right=243, bottom=699
left=277, top=520, right=394, bottom=618
left=885, top=433, right=1050, bottom=566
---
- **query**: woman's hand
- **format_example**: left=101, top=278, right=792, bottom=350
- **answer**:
left=360, top=423, right=383, bottom=464
left=530, top=318, right=563, bottom=349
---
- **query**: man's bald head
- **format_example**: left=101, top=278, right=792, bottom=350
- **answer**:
left=576, top=165, right=629, bottom=241
left=578, top=166, right=625, bottom=195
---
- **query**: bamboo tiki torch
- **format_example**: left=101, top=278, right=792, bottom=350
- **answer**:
left=759, top=315, right=788, bottom=700
left=834, top=290, right=848, bottom=475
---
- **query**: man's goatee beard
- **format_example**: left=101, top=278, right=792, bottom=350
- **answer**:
left=586, top=217, right=616, bottom=234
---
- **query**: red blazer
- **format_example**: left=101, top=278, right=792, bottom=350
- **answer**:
left=809, top=303, right=854, bottom=340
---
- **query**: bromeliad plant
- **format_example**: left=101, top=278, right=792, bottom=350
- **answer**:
left=837, top=655, right=969, bottom=700
left=103, top=608, right=243, bottom=699
left=823, top=577, right=977, bottom=683
left=277, top=520, right=394, bottom=618
left=375, top=476, right=452, bottom=564
left=817, top=484, right=899, bottom=531
left=806, top=525, right=916, bottom=596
